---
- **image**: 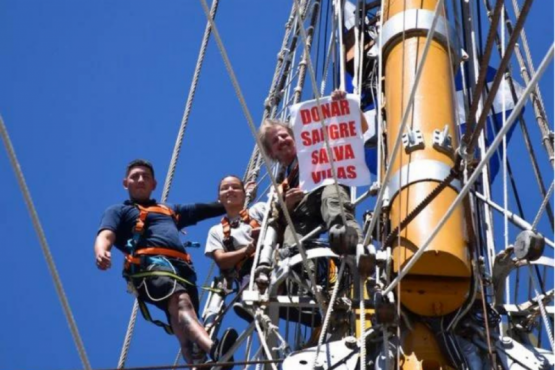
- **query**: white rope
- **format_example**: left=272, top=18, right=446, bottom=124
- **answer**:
left=320, top=18, right=337, bottom=95
left=363, top=0, right=445, bottom=246
left=312, top=259, right=346, bottom=369
left=380, top=44, right=554, bottom=297
left=527, top=264, right=555, bottom=350
left=254, top=319, right=279, bottom=370
left=359, top=276, right=367, bottom=370
left=197, top=0, right=328, bottom=314
left=502, top=4, right=510, bottom=306
left=119, top=1, right=220, bottom=366
left=511, top=0, right=551, bottom=134
left=353, top=1, right=360, bottom=95
left=531, top=181, right=555, bottom=231
left=293, top=0, right=350, bottom=227
left=335, top=0, right=346, bottom=90
left=244, top=2, right=298, bottom=186
left=162, top=0, right=220, bottom=202
left=0, top=116, right=92, bottom=370
left=293, top=0, right=322, bottom=105
left=472, top=191, right=555, bottom=249
left=375, top=0, right=386, bottom=247
left=470, top=0, right=496, bottom=276
left=118, top=300, right=139, bottom=369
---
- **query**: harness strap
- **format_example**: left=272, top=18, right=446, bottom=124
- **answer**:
left=124, top=203, right=192, bottom=335
left=124, top=247, right=192, bottom=269
left=220, top=209, right=261, bottom=272
left=278, top=161, right=299, bottom=195
left=138, top=300, right=174, bottom=335
left=134, top=204, right=179, bottom=234
left=221, top=210, right=261, bottom=240
left=126, top=271, right=226, bottom=336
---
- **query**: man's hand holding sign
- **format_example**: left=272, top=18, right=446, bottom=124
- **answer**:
left=289, top=91, right=371, bottom=193
left=257, top=91, right=366, bottom=256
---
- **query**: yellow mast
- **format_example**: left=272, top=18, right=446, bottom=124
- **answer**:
left=381, top=0, right=472, bottom=367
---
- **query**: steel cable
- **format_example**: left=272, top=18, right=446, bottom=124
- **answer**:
left=197, top=0, right=328, bottom=315
left=118, top=1, right=220, bottom=367
left=0, top=117, right=92, bottom=370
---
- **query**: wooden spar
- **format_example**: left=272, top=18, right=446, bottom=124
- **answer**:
left=382, top=0, right=472, bottom=318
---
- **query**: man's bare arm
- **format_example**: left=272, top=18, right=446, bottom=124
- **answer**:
left=94, top=229, right=116, bottom=270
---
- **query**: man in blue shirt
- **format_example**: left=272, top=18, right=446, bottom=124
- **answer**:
left=94, top=159, right=237, bottom=366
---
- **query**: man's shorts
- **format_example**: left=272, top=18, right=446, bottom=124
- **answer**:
left=133, top=257, right=200, bottom=315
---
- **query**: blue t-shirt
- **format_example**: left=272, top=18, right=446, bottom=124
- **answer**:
left=99, top=199, right=220, bottom=254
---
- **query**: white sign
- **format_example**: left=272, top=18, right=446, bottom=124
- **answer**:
left=290, top=94, right=371, bottom=192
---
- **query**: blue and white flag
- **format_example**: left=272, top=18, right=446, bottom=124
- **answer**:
left=361, top=66, right=523, bottom=182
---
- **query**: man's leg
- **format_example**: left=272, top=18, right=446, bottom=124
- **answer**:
left=167, top=291, right=213, bottom=362
left=321, top=185, right=362, bottom=253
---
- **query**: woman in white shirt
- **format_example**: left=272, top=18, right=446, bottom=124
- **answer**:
left=205, top=175, right=266, bottom=322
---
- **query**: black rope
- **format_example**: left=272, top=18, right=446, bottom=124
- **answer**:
left=72, top=359, right=283, bottom=370
left=485, top=94, right=526, bottom=218
left=384, top=169, right=459, bottom=246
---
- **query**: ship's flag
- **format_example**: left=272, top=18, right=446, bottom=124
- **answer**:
left=361, top=66, right=523, bottom=182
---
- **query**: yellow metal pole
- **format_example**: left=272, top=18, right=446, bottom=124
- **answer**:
left=382, top=0, right=471, bottom=317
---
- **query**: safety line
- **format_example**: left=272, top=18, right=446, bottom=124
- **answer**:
left=380, top=43, right=554, bottom=298
left=197, top=0, right=328, bottom=314
left=363, top=0, right=446, bottom=247
left=293, top=0, right=350, bottom=227
left=119, top=1, right=220, bottom=367
left=0, top=116, right=92, bottom=370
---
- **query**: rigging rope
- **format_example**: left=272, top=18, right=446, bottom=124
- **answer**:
left=246, top=1, right=314, bottom=187
left=0, top=117, right=92, bottom=370
left=117, top=1, right=220, bottom=367
left=527, top=264, right=555, bottom=350
left=363, top=0, right=445, bottom=247
left=312, top=259, right=346, bottom=369
left=243, top=2, right=298, bottom=188
left=531, top=181, right=554, bottom=231
left=197, top=0, right=328, bottom=316
left=460, top=0, right=503, bottom=148
left=88, top=358, right=282, bottom=370
left=463, top=0, right=534, bottom=154
left=511, top=0, right=553, bottom=163
left=294, top=0, right=349, bottom=227
left=481, top=0, right=553, bottom=228
left=380, top=43, right=554, bottom=297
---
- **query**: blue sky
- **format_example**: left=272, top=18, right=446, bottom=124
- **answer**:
left=0, top=1, right=553, bottom=370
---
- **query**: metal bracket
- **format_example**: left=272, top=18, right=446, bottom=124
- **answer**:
left=383, top=159, right=461, bottom=205
left=401, top=128, right=425, bottom=153
left=495, top=337, right=550, bottom=370
left=380, top=9, right=460, bottom=63
left=433, top=125, right=455, bottom=157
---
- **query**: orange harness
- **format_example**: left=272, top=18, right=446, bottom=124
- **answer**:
left=221, top=209, right=261, bottom=270
left=124, top=204, right=191, bottom=270
left=278, top=162, right=299, bottom=195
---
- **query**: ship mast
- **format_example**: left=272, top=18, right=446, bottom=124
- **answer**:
left=379, top=0, right=472, bottom=366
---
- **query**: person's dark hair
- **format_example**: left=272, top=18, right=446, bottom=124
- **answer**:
left=126, top=159, right=155, bottom=178
left=218, top=175, right=245, bottom=196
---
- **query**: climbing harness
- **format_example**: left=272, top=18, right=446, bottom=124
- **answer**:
left=123, top=203, right=196, bottom=334
left=221, top=209, right=261, bottom=274
left=277, top=160, right=300, bottom=196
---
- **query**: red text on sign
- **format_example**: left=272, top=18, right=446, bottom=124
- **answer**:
left=301, top=121, right=357, bottom=146
left=300, top=100, right=351, bottom=125
left=311, top=144, right=355, bottom=165
left=311, top=166, right=357, bottom=183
